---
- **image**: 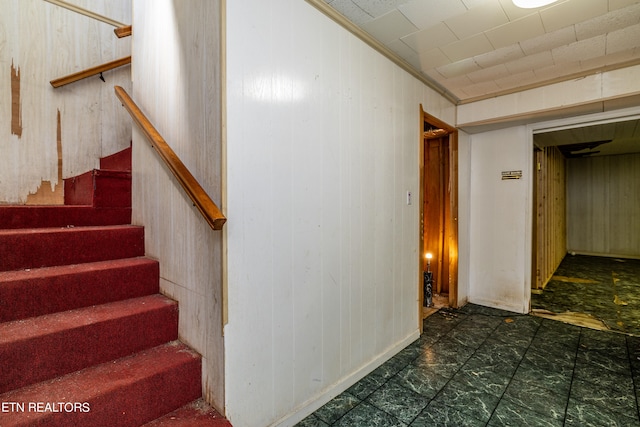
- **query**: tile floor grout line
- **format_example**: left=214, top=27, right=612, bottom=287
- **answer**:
left=329, top=318, right=450, bottom=426
left=487, top=315, right=546, bottom=426
left=408, top=310, right=505, bottom=426
left=387, top=311, right=468, bottom=426
left=562, top=326, right=583, bottom=427
left=388, top=309, right=473, bottom=426
left=473, top=312, right=540, bottom=426
left=626, top=335, right=640, bottom=424
left=298, top=304, right=640, bottom=427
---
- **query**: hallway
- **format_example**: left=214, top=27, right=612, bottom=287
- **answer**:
left=297, top=304, right=640, bottom=426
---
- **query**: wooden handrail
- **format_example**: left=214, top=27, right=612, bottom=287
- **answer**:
left=50, top=56, right=131, bottom=88
left=114, top=86, right=226, bottom=230
left=114, top=25, right=132, bottom=38
left=44, top=0, right=126, bottom=27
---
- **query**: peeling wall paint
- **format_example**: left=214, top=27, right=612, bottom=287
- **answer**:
left=26, top=110, right=63, bottom=205
left=10, top=61, right=21, bottom=138
left=0, top=0, right=132, bottom=204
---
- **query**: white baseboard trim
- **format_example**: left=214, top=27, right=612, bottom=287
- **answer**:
left=271, top=329, right=421, bottom=427
left=468, top=296, right=527, bottom=314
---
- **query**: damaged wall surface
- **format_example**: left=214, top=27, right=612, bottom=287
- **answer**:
left=0, top=0, right=131, bottom=204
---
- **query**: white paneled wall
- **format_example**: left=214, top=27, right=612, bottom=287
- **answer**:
left=0, top=0, right=131, bottom=203
left=225, top=1, right=454, bottom=425
left=131, top=0, right=225, bottom=412
left=468, top=126, right=532, bottom=314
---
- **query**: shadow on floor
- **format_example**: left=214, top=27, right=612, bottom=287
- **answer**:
left=532, top=254, right=640, bottom=336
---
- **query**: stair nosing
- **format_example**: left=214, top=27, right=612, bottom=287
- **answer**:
left=0, top=294, right=176, bottom=342
left=0, top=341, right=201, bottom=425
left=0, top=256, right=156, bottom=281
left=0, top=224, right=143, bottom=235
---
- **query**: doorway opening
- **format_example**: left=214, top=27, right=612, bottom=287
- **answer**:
left=420, top=106, right=458, bottom=325
left=531, top=116, right=640, bottom=334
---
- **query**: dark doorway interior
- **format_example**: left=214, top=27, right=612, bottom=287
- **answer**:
left=420, top=106, right=458, bottom=319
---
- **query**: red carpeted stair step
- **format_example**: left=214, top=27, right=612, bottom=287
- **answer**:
left=100, top=146, right=132, bottom=171
left=64, top=169, right=131, bottom=208
left=0, top=257, right=159, bottom=322
left=143, top=399, right=232, bottom=426
left=0, top=205, right=131, bottom=229
left=0, top=294, right=178, bottom=394
left=0, top=225, right=145, bottom=272
left=0, top=341, right=202, bottom=427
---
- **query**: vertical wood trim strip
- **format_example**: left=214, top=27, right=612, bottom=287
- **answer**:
left=11, top=61, right=22, bottom=138
left=449, top=132, right=459, bottom=308
left=57, top=110, right=63, bottom=183
left=535, top=146, right=567, bottom=289
left=221, top=0, right=229, bottom=329
left=419, top=106, right=425, bottom=330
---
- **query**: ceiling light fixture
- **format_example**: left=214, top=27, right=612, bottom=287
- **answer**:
left=512, top=0, right=559, bottom=8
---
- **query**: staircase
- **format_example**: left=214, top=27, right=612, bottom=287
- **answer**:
left=0, top=147, right=231, bottom=426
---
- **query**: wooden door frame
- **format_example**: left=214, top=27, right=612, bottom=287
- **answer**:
left=419, top=105, right=458, bottom=331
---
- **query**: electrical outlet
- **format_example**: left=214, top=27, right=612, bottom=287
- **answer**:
left=407, top=191, right=412, bottom=205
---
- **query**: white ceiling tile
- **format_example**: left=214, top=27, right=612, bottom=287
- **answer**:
left=473, top=44, right=525, bottom=68
left=454, top=86, right=475, bottom=99
left=400, top=23, right=459, bottom=53
left=458, top=79, right=502, bottom=98
left=397, top=0, right=468, bottom=30
left=493, top=70, right=537, bottom=90
left=444, top=1, right=509, bottom=39
left=441, top=74, right=476, bottom=88
left=579, top=48, right=639, bottom=70
left=387, top=39, right=422, bottom=68
left=418, top=48, right=452, bottom=69
left=532, top=60, right=583, bottom=80
left=327, top=0, right=374, bottom=25
left=361, top=9, right=419, bottom=44
left=609, top=0, right=640, bottom=11
left=325, top=0, right=640, bottom=102
left=485, top=13, right=545, bottom=49
left=575, top=4, right=640, bottom=41
left=352, top=0, right=411, bottom=18
left=551, top=35, right=606, bottom=64
left=436, top=57, right=482, bottom=78
left=519, top=25, right=576, bottom=55
left=441, top=33, right=495, bottom=61
left=424, top=67, right=447, bottom=82
left=461, top=0, right=495, bottom=9
left=607, top=22, right=640, bottom=54
left=466, top=63, right=511, bottom=83
left=497, top=0, right=547, bottom=20
left=540, top=0, right=608, bottom=32
left=504, top=50, right=554, bottom=74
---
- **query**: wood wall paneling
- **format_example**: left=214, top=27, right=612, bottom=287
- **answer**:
left=567, top=153, right=640, bottom=257
left=534, top=146, right=566, bottom=289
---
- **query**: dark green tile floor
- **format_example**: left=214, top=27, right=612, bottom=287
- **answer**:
left=532, top=255, right=640, bottom=335
left=297, top=304, right=640, bottom=426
